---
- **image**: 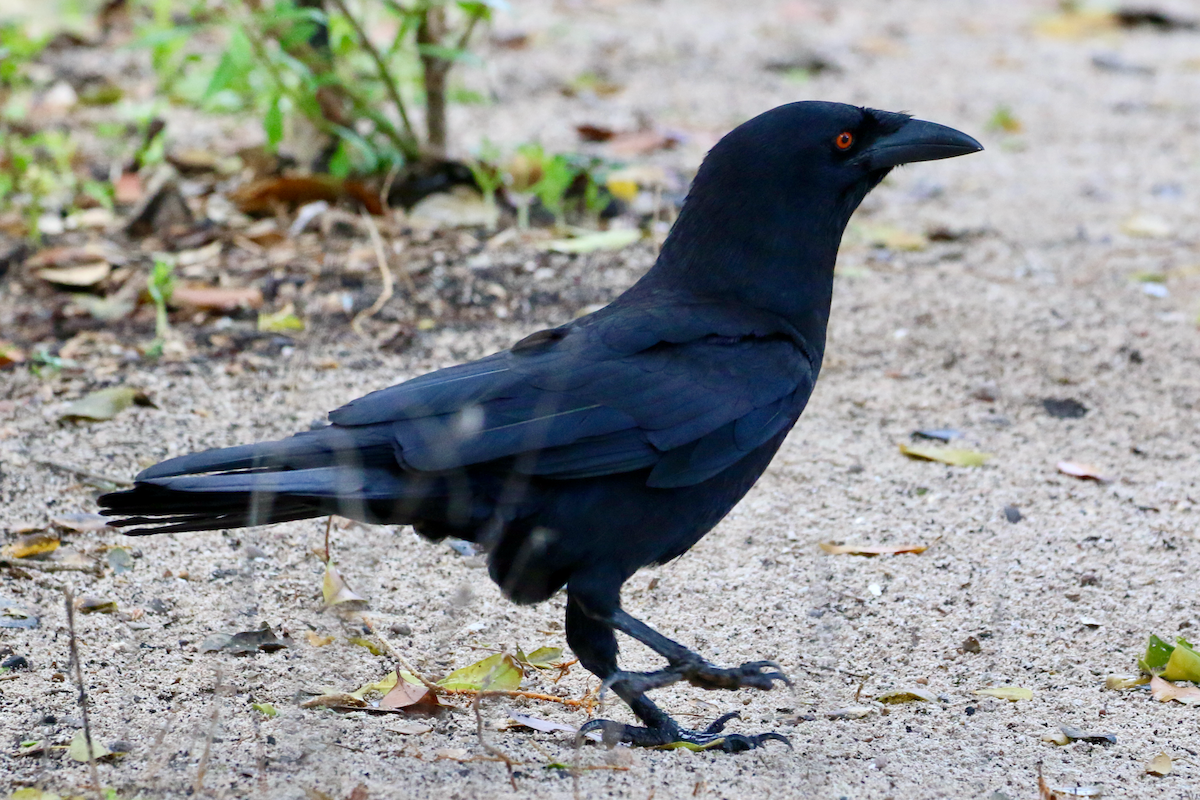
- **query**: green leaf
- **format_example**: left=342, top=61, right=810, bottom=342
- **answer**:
left=1140, top=634, right=1175, bottom=674
left=522, top=646, right=563, bottom=669
left=437, top=653, right=523, bottom=691
left=60, top=387, right=152, bottom=422
left=264, top=94, right=284, bottom=149
left=416, top=43, right=482, bottom=66
left=252, top=702, right=277, bottom=717
left=1163, top=638, right=1200, bottom=682
left=258, top=309, right=305, bottom=334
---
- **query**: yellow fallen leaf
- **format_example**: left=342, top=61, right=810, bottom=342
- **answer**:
left=321, top=563, right=367, bottom=607
left=974, top=686, right=1033, bottom=701
left=67, top=730, right=113, bottom=762
left=258, top=304, right=305, bottom=334
left=876, top=687, right=936, bottom=704
left=899, top=443, right=991, bottom=467
left=1150, top=675, right=1200, bottom=705
left=1121, top=212, right=1172, bottom=239
left=1105, top=674, right=1149, bottom=690
left=820, top=542, right=928, bottom=556
left=60, top=387, right=152, bottom=422
left=0, top=532, right=59, bottom=559
left=1161, top=639, right=1200, bottom=682
left=518, top=646, right=564, bottom=669
left=1033, top=10, right=1117, bottom=39
left=544, top=228, right=641, bottom=254
left=1042, top=731, right=1071, bottom=746
left=856, top=223, right=928, bottom=251
left=75, top=596, right=117, bottom=614
left=1146, top=752, right=1172, bottom=776
left=305, top=631, right=335, bottom=647
left=346, top=636, right=383, bottom=655
left=438, top=653, right=523, bottom=692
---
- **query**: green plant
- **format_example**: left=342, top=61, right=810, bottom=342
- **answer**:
left=132, top=0, right=502, bottom=173
left=145, top=257, right=176, bottom=358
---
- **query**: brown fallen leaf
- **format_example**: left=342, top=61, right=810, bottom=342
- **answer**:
left=76, top=596, right=117, bottom=614
left=301, top=692, right=367, bottom=709
left=385, top=721, right=433, bottom=735
left=1150, top=675, right=1200, bottom=705
left=231, top=176, right=383, bottom=216
left=113, top=172, right=144, bottom=204
left=606, top=130, right=683, bottom=157
left=171, top=285, right=264, bottom=312
left=820, top=542, right=928, bottom=556
left=1057, top=461, right=1111, bottom=482
left=1146, top=752, right=1172, bottom=776
left=0, top=341, right=25, bottom=368
left=305, top=631, right=335, bottom=647
left=380, top=678, right=440, bottom=711
left=876, top=687, right=936, bottom=704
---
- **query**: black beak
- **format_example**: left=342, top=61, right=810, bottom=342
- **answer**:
left=857, top=118, right=983, bottom=171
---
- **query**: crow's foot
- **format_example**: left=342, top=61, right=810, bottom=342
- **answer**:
left=578, top=712, right=790, bottom=753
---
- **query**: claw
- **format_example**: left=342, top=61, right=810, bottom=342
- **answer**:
left=575, top=714, right=789, bottom=754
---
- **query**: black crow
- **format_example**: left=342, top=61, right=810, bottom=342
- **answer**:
left=101, top=102, right=980, bottom=752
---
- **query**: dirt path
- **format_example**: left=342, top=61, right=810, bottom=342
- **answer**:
left=2, top=1, right=1199, bottom=798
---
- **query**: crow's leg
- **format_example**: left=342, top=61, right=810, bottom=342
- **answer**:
left=565, top=588, right=789, bottom=753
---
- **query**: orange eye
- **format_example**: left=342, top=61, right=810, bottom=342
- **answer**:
left=835, top=131, right=854, bottom=150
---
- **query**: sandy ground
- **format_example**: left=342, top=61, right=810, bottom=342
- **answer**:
left=3, top=0, right=1200, bottom=798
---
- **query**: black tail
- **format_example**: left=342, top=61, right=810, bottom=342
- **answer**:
left=99, top=425, right=422, bottom=534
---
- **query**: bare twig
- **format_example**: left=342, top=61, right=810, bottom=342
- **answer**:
left=323, top=516, right=333, bottom=563
left=194, top=669, right=223, bottom=794
left=35, top=459, right=131, bottom=488
left=65, top=588, right=104, bottom=800
left=472, top=684, right=518, bottom=790
left=328, top=0, right=419, bottom=155
left=417, top=5, right=449, bottom=157
left=2, top=559, right=102, bottom=576
left=351, top=209, right=399, bottom=338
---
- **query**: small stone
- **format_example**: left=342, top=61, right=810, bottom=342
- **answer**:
left=1003, top=505, right=1022, bottom=523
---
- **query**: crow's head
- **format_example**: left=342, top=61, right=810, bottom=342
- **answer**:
left=695, top=101, right=982, bottom=227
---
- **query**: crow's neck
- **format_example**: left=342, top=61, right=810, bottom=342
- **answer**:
left=635, top=189, right=851, bottom=356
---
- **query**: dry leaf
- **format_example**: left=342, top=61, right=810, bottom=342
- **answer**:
left=820, top=542, right=928, bottom=556
left=67, top=731, right=113, bottom=762
left=1121, top=213, right=1172, bottom=239
left=51, top=513, right=113, bottom=533
left=973, top=686, right=1033, bottom=702
left=409, top=186, right=498, bottom=229
left=876, top=687, right=936, bottom=704
left=504, top=713, right=578, bottom=735
left=1146, top=752, right=1172, bottom=776
left=60, top=387, right=154, bottom=422
left=321, top=562, right=367, bottom=607
left=231, top=176, right=382, bottom=215
left=75, top=596, right=117, bottom=614
left=386, top=721, right=433, bottom=735
left=899, top=442, right=991, bottom=467
left=0, top=341, right=26, bottom=368
left=434, top=748, right=471, bottom=761
left=306, top=631, right=335, bottom=647
left=1150, top=675, right=1200, bottom=705
left=825, top=706, right=875, bottom=720
left=544, top=229, right=641, bottom=254
left=856, top=223, right=928, bottom=251
left=1104, top=674, right=1148, bottom=690
left=171, top=285, right=264, bottom=312
left=1057, top=461, right=1110, bottom=482
left=1034, top=10, right=1118, bottom=39
left=301, top=692, right=367, bottom=709
left=1059, top=725, right=1116, bottom=745
left=37, top=262, right=111, bottom=287
left=380, top=679, right=439, bottom=711
left=0, top=532, right=60, bottom=559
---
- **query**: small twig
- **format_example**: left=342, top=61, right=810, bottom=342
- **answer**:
left=35, top=459, right=131, bottom=488
left=65, top=588, right=104, bottom=800
left=351, top=210, right=400, bottom=338
left=853, top=675, right=871, bottom=703
left=2, top=559, right=102, bottom=576
left=328, top=0, right=419, bottom=155
left=362, top=616, right=444, bottom=693
left=323, top=516, right=333, bottom=563
left=472, top=683, right=518, bottom=791
left=194, top=669, right=223, bottom=794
